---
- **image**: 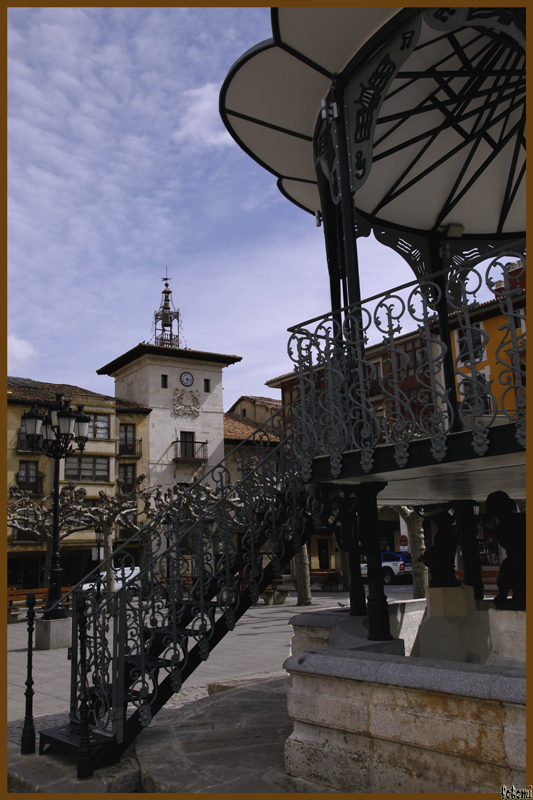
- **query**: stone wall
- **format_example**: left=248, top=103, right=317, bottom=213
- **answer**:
left=290, top=600, right=426, bottom=657
left=283, top=649, right=526, bottom=793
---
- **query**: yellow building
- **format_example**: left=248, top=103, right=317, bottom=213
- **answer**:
left=7, top=377, right=151, bottom=589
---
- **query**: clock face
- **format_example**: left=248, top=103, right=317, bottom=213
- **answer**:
left=180, top=371, right=194, bottom=387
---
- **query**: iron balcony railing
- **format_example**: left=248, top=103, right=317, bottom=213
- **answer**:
left=287, top=250, right=526, bottom=480
left=173, top=440, right=208, bottom=461
left=15, top=474, right=44, bottom=494
left=117, top=439, right=142, bottom=457
left=18, top=433, right=39, bottom=452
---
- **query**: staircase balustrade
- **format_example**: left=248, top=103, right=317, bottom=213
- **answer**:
left=35, top=402, right=324, bottom=767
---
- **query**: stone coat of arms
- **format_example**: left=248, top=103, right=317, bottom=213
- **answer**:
left=173, top=388, right=200, bottom=417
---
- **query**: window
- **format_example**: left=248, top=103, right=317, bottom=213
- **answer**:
left=65, top=456, right=109, bottom=482
left=83, top=497, right=102, bottom=510
left=161, top=374, right=168, bottom=389
left=18, top=419, right=32, bottom=451
left=204, top=379, right=210, bottom=393
left=461, top=374, right=492, bottom=414
left=180, top=431, right=195, bottom=459
left=17, top=461, right=38, bottom=488
left=87, top=414, right=110, bottom=440
left=119, top=463, right=136, bottom=493
left=368, top=361, right=382, bottom=394
left=457, top=323, right=485, bottom=364
left=119, top=424, right=135, bottom=455
left=242, top=408, right=247, bottom=418
left=396, top=337, right=425, bottom=377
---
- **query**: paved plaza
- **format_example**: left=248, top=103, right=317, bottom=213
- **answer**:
left=8, top=586, right=414, bottom=724
left=8, top=587, right=415, bottom=792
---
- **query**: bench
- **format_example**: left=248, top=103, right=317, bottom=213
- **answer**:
left=8, top=586, right=74, bottom=622
left=310, top=570, right=341, bottom=591
left=260, top=578, right=290, bottom=606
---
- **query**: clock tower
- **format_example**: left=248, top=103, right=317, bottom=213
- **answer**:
left=97, top=273, right=241, bottom=487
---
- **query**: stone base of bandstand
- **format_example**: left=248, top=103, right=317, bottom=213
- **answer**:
left=289, top=598, right=426, bottom=658
left=35, top=618, right=71, bottom=650
left=414, top=585, right=493, bottom=663
left=485, top=607, right=526, bottom=667
left=283, top=596, right=526, bottom=793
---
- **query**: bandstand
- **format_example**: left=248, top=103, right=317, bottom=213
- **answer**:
left=16, top=9, right=526, bottom=790
left=220, top=8, right=526, bottom=791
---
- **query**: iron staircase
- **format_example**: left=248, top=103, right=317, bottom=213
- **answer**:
left=35, top=404, right=325, bottom=769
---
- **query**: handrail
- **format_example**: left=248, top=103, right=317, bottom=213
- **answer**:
left=288, top=239, right=526, bottom=332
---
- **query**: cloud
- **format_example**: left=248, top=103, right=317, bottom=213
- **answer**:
left=8, top=334, right=38, bottom=373
left=171, top=83, right=233, bottom=150
left=7, top=8, right=406, bottom=409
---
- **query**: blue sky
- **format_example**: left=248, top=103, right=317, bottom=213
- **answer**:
left=8, top=7, right=412, bottom=409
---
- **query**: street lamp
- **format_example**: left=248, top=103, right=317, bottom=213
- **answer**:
left=94, top=525, right=103, bottom=563
left=23, top=394, right=90, bottom=620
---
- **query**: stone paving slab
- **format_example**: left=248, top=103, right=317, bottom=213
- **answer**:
left=8, top=742, right=142, bottom=793
left=7, top=674, right=334, bottom=793
left=134, top=674, right=334, bottom=793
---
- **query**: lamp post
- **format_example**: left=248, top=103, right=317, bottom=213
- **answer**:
left=23, top=394, right=90, bottom=620
left=94, top=525, right=103, bottom=563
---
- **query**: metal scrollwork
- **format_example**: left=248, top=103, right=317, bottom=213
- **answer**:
left=486, top=255, right=526, bottom=448
left=287, top=247, right=525, bottom=472
left=342, top=306, right=381, bottom=472
left=446, top=266, right=497, bottom=455
left=408, top=281, right=453, bottom=462
left=67, top=402, right=313, bottom=745
left=423, top=7, right=525, bottom=53
left=343, top=14, right=422, bottom=193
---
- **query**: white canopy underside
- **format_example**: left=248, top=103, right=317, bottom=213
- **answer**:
left=222, top=8, right=525, bottom=235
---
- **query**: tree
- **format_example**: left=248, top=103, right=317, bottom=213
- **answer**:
left=294, top=544, right=312, bottom=605
left=390, top=506, right=428, bottom=598
left=8, top=482, right=95, bottom=586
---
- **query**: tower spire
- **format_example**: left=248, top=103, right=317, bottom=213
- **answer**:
left=152, top=269, right=186, bottom=348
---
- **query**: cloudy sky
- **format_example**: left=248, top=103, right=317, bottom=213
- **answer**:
left=8, top=7, right=412, bottom=409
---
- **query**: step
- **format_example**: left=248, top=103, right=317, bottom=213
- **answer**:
left=39, top=722, right=116, bottom=757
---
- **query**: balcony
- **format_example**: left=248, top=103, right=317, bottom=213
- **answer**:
left=16, top=475, right=44, bottom=495
left=116, top=439, right=142, bottom=457
left=287, top=257, right=526, bottom=484
left=17, top=433, right=39, bottom=453
left=172, top=440, right=208, bottom=463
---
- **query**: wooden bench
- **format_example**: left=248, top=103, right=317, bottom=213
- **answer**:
left=8, top=586, right=74, bottom=622
left=310, top=569, right=341, bottom=591
left=260, top=578, right=290, bottom=606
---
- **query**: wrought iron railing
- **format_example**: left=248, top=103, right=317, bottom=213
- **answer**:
left=17, top=433, right=38, bottom=452
left=117, top=439, right=142, bottom=457
left=15, top=474, right=44, bottom=494
left=35, top=402, right=322, bottom=767
left=287, top=251, right=525, bottom=479
left=172, top=439, right=208, bottom=461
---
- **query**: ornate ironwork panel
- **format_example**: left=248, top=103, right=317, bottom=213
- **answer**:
left=65, top=406, right=316, bottom=742
left=288, top=249, right=525, bottom=472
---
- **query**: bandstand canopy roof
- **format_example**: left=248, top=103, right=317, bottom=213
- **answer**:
left=220, top=8, right=525, bottom=238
